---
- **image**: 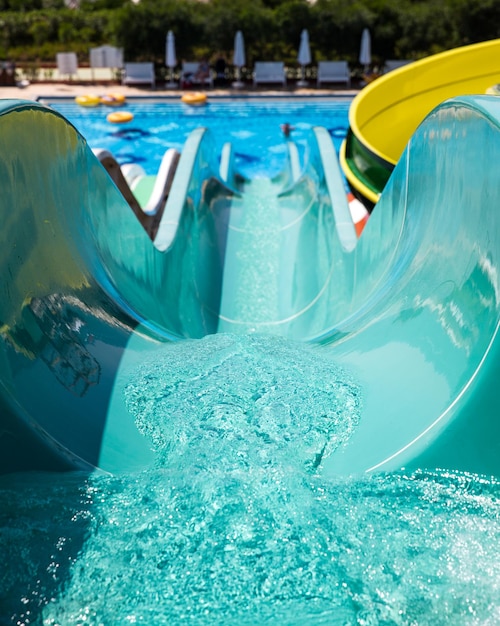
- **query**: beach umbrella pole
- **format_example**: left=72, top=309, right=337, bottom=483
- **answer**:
left=166, top=67, right=177, bottom=88
left=297, top=65, right=308, bottom=87
left=232, top=30, right=246, bottom=88
left=232, top=66, right=244, bottom=89
left=296, top=28, right=310, bottom=87
left=165, top=30, right=177, bottom=88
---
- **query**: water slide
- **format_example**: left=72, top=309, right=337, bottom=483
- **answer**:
left=341, top=38, right=500, bottom=208
left=0, top=96, right=499, bottom=479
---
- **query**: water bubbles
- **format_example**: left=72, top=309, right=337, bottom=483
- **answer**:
left=124, top=333, right=361, bottom=474
left=1, top=335, right=499, bottom=624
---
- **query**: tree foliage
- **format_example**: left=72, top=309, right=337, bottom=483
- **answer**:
left=0, top=0, right=499, bottom=68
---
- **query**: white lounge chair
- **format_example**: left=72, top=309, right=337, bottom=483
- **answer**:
left=181, top=62, right=213, bottom=88
left=90, top=45, right=123, bottom=82
left=122, top=62, right=155, bottom=88
left=316, top=61, right=351, bottom=87
left=90, top=45, right=123, bottom=70
left=56, top=52, right=78, bottom=80
left=253, top=62, right=286, bottom=87
left=383, top=60, right=413, bottom=73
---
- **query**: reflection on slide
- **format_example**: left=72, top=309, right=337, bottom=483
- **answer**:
left=0, top=96, right=499, bottom=481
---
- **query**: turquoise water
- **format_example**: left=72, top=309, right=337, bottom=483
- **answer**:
left=1, top=334, right=499, bottom=625
left=47, top=97, right=350, bottom=179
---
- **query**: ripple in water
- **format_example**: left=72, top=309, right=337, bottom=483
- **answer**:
left=0, top=334, right=499, bottom=625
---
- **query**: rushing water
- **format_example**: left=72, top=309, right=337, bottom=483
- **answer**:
left=1, top=334, right=499, bottom=625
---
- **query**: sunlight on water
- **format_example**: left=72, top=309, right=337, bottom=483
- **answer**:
left=50, top=98, right=350, bottom=179
left=0, top=335, right=499, bottom=625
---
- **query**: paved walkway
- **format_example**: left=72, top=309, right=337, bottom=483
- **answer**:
left=1, top=81, right=359, bottom=101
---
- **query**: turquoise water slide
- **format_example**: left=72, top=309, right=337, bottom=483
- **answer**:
left=0, top=97, right=499, bottom=478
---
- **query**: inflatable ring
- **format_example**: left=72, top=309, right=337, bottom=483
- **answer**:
left=107, top=111, right=134, bottom=124
left=75, top=94, right=101, bottom=107
left=181, top=92, right=207, bottom=106
left=100, top=93, right=126, bottom=106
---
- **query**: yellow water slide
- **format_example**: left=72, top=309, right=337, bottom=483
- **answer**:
left=341, top=38, right=500, bottom=207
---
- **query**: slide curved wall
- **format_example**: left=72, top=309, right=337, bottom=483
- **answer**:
left=0, top=96, right=499, bottom=479
left=324, top=95, right=500, bottom=476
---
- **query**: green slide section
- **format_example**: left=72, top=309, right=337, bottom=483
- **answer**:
left=0, top=96, right=499, bottom=479
left=341, top=38, right=500, bottom=207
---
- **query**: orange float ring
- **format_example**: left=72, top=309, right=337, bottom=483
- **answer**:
left=181, top=92, right=207, bottom=106
left=107, top=111, right=134, bottom=124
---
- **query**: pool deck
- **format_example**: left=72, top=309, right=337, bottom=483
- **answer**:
left=0, top=81, right=360, bottom=102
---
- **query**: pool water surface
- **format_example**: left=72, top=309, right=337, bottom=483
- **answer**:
left=47, top=96, right=351, bottom=179
left=1, top=334, right=499, bottom=626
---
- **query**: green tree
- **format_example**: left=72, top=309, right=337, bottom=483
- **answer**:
left=203, top=0, right=276, bottom=63
left=274, top=0, right=313, bottom=60
left=112, top=0, right=203, bottom=63
left=448, top=0, right=500, bottom=45
left=1, top=0, right=499, bottom=67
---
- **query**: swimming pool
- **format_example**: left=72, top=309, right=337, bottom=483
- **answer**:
left=46, top=96, right=351, bottom=179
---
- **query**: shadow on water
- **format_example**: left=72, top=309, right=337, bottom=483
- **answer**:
left=0, top=470, right=94, bottom=624
left=327, top=126, right=348, bottom=138
left=108, top=127, right=151, bottom=140
left=113, top=152, right=148, bottom=164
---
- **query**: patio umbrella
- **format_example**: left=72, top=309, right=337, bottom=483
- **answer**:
left=297, top=29, right=311, bottom=87
left=232, top=30, right=245, bottom=88
left=165, top=30, right=177, bottom=88
left=359, top=28, right=371, bottom=73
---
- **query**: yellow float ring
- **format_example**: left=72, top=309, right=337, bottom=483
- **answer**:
left=181, top=92, right=207, bottom=106
left=107, top=111, right=134, bottom=124
left=100, top=93, right=126, bottom=106
left=75, top=94, right=101, bottom=107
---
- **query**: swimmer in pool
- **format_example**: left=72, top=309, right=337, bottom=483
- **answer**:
left=280, top=123, right=295, bottom=137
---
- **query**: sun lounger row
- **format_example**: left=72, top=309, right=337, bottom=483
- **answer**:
left=55, top=55, right=357, bottom=89
left=253, top=62, right=287, bottom=86
left=383, top=59, right=414, bottom=73
left=316, top=61, right=351, bottom=87
left=56, top=52, right=412, bottom=89
left=252, top=61, right=351, bottom=87
left=120, top=60, right=353, bottom=89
